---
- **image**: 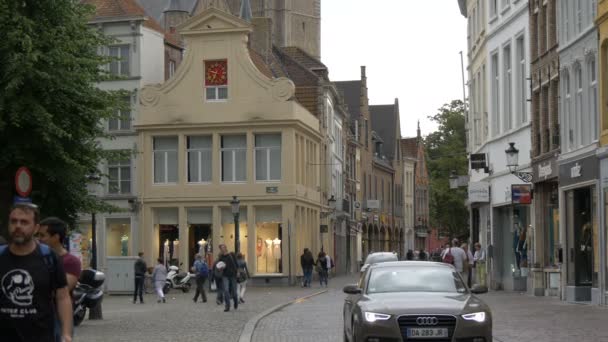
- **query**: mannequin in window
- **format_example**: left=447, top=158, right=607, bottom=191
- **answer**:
left=513, top=217, right=522, bottom=271
left=580, top=211, right=593, bottom=284
left=121, top=234, right=129, bottom=256
left=256, top=238, right=263, bottom=257
left=272, top=238, right=281, bottom=260
left=265, top=239, right=273, bottom=259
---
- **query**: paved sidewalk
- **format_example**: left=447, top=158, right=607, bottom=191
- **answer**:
left=251, top=287, right=608, bottom=342
left=74, top=275, right=356, bottom=342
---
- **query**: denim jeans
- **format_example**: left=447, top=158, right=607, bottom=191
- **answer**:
left=319, top=270, right=328, bottom=286
left=303, top=268, right=313, bottom=287
left=222, top=276, right=238, bottom=309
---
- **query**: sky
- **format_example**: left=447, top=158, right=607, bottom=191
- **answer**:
left=321, top=0, right=468, bottom=138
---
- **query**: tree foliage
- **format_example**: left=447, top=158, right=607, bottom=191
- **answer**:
left=424, top=100, right=469, bottom=241
left=0, top=0, right=124, bottom=235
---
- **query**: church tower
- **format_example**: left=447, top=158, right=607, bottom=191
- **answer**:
left=196, top=0, right=321, bottom=59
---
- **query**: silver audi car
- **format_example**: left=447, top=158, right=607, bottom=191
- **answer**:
left=343, top=261, right=492, bottom=342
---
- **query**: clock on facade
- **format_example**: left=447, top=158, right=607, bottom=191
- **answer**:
left=205, top=60, right=228, bottom=86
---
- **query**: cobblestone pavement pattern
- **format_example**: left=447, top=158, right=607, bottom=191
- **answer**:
left=74, top=280, right=337, bottom=342
left=252, top=286, right=608, bottom=342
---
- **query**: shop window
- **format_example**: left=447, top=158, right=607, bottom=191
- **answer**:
left=255, top=207, right=282, bottom=274
left=221, top=207, right=248, bottom=257
left=188, top=207, right=213, bottom=267
left=255, top=134, right=281, bottom=182
left=106, top=218, right=131, bottom=257
left=155, top=208, right=180, bottom=266
left=71, top=223, right=93, bottom=269
left=221, top=135, right=246, bottom=182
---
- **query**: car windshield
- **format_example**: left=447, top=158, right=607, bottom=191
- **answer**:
left=364, top=253, right=397, bottom=265
left=366, top=266, right=467, bottom=294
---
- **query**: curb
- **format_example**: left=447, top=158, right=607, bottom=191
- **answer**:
left=238, top=289, right=329, bottom=342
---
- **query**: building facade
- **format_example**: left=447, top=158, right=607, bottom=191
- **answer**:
left=80, top=0, right=167, bottom=283
left=529, top=0, right=561, bottom=298
left=557, top=0, right=600, bottom=304
left=136, top=8, right=322, bottom=285
left=597, top=0, right=608, bottom=307
left=413, top=127, right=430, bottom=251
left=401, top=137, right=418, bottom=253
left=460, top=0, right=533, bottom=292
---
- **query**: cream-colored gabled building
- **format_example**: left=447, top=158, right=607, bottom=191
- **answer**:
left=136, top=8, right=322, bottom=284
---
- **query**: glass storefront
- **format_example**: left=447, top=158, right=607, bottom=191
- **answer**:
left=106, top=218, right=131, bottom=257
left=72, top=223, right=92, bottom=269
left=494, top=205, right=530, bottom=290
left=255, top=207, right=282, bottom=274
left=565, top=186, right=598, bottom=287
left=221, top=207, right=248, bottom=259
left=187, top=207, right=213, bottom=267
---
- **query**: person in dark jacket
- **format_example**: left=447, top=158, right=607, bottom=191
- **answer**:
left=133, top=252, right=147, bottom=304
left=212, top=253, right=224, bottom=305
left=300, top=248, right=314, bottom=287
left=406, top=249, right=415, bottom=260
left=316, top=251, right=328, bottom=287
left=218, top=244, right=238, bottom=312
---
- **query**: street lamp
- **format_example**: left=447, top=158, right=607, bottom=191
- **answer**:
left=328, top=195, right=337, bottom=210
left=86, top=173, right=101, bottom=270
left=230, top=196, right=240, bottom=254
left=505, top=142, right=533, bottom=183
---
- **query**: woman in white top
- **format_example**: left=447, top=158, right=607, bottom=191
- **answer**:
left=152, top=258, right=167, bottom=303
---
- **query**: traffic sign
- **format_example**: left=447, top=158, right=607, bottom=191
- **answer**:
left=15, top=167, right=32, bottom=197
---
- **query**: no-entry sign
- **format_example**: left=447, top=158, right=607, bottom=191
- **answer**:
left=15, top=167, right=32, bottom=197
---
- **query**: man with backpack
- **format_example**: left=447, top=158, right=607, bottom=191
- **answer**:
left=192, top=254, right=208, bottom=303
left=0, top=203, right=73, bottom=342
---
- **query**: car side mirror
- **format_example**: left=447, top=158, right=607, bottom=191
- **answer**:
left=343, top=284, right=362, bottom=295
left=470, top=284, right=488, bottom=294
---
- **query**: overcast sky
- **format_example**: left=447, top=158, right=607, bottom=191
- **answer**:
left=321, top=0, right=468, bottom=138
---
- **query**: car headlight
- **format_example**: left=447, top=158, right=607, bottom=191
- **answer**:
left=462, top=312, right=486, bottom=323
left=364, top=312, right=391, bottom=323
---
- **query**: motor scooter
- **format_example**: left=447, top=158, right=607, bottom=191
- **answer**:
left=163, top=263, right=193, bottom=294
left=73, top=269, right=105, bottom=327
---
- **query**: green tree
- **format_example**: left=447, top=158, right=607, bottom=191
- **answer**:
left=0, top=0, right=124, bottom=236
left=425, top=100, right=469, bottom=241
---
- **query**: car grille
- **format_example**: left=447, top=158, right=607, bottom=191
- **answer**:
left=397, top=315, right=457, bottom=342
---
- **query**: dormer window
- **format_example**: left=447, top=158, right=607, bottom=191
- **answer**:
left=205, top=60, right=228, bottom=102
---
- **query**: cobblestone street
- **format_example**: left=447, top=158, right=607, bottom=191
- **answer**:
left=74, top=282, right=329, bottom=342
left=252, top=284, right=608, bottom=342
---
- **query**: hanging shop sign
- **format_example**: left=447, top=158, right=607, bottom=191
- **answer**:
left=559, top=154, right=598, bottom=187
left=512, top=184, right=532, bottom=205
left=468, top=181, right=490, bottom=203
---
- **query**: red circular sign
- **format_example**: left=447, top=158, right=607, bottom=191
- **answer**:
left=15, top=167, right=32, bottom=197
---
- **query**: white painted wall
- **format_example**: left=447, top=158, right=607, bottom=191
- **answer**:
left=140, top=26, right=165, bottom=85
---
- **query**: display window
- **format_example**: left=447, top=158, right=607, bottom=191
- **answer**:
left=72, top=222, right=92, bottom=269
left=566, top=186, right=598, bottom=287
left=187, top=208, right=213, bottom=267
left=255, top=206, right=282, bottom=274
left=106, top=218, right=131, bottom=257
left=221, top=207, right=248, bottom=258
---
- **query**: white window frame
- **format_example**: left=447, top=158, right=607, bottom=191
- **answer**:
left=575, top=65, right=583, bottom=146
left=109, top=45, right=130, bottom=76
left=503, top=44, right=512, bottom=131
left=490, top=0, right=498, bottom=19
left=205, top=86, right=228, bottom=102
left=221, top=135, right=247, bottom=183
left=153, top=136, right=178, bottom=184
left=562, top=70, right=572, bottom=150
left=491, top=52, right=500, bottom=135
left=186, top=136, right=212, bottom=184
left=254, top=133, right=282, bottom=182
left=589, top=58, right=598, bottom=141
left=516, top=35, right=527, bottom=124
left=107, top=157, right=131, bottom=195
left=108, top=97, right=132, bottom=132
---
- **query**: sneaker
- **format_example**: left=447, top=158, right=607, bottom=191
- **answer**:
left=224, top=307, right=230, bottom=312
left=234, top=303, right=238, bottom=310
left=239, top=298, right=245, bottom=304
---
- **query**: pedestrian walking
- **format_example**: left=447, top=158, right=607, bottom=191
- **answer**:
left=300, top=248, right=314, bottom=287
left=461, top=243, right=475, bottom=287
left=192, top=254, right=208, bottom=303
left=218, top=244, right=238, bottom=312
left=38, top=217, right=82, bottom=341
left=236, top=253, right=250, bottom=304
left=152, top=258, right=167, bottom=303
left=473, top=242, right=487, bottom=286
left=0, top=203, right=73, bottom=342
left=316, top=251, right=328, bottom=287
left=133, top=252, right=147, bottom=304
left=406, top=249, right=415, bottom=260
left=212, top=253, right=224, bottom=305
left=441, top=239, right=467, bottom=278
left=418, top=249, right=427, bottom=261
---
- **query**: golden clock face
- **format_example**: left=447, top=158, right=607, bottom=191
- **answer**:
left=205, top=60, right=227, bottom=86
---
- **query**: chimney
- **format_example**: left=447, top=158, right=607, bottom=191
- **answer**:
left=250, top=17, right=272, bottom=63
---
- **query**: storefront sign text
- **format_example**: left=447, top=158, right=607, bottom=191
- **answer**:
left=571, top=163, right=582, bottom=178
left=538, top=163, right=553, bottom=179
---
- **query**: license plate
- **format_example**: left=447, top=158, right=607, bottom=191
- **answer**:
left=407, top=328, right=449, bottom=338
